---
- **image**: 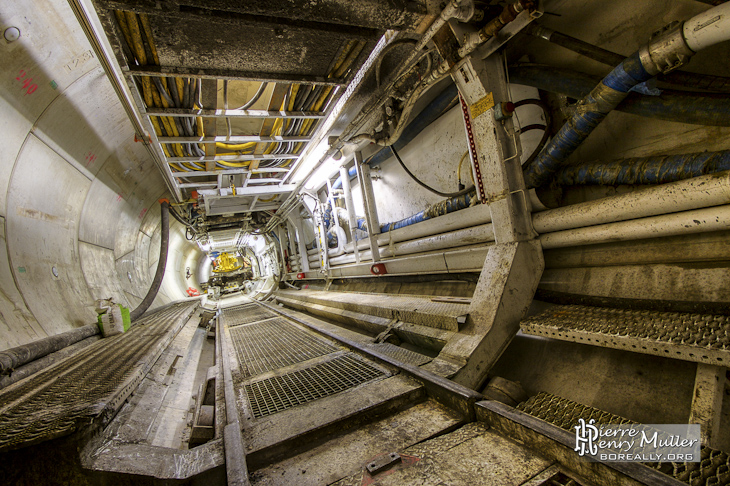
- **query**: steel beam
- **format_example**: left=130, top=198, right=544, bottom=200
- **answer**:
left=339, top=165, right=361, bottom=264
left=689, top=364, right=727, bottom=448
left=166, top=154, right=298, bottom=163
left=145, top=108, right=326, bottom=119
left=171, top=169, right=289, bottom=177
left=158, top=135, right=313, bottom=144
left=125, top=65, right=346, bottom=86
left=354, top=151, right=381, bottom=263
left=429, top=52, right=544, bottom=389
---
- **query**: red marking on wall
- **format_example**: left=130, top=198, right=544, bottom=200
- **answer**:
left=138, top=207, right=148, bottom=219
left=116, top=193, right=123, bottom=202
left=15, top=70, right=38, bottom=96
left=84, top=152, right=97, bottom=167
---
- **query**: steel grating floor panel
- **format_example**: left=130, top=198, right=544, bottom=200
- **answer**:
left=245, top=354, right=385, bottom=418
left=367, top=343, right=432, bottom=366
left=221, top=303, right=276, bottom=327
left=229, top=317, right=338, bottom=378
left=0, top=302, right=197, bottom=452
left=276, top=289, right=469, bottom=331
left=521, top=305, right=730, bottom=366
left=517, top=392, right=730, bottom=486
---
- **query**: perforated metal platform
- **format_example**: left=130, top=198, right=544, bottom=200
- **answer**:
left=367, top=342, right=432, bottom=366
left=229, top=317, right=338, bottom=378
left=245, top=354, right=385, bottom=418
left=518, top=392, right=730, bottom=486
left=221, top=303, right=277, bottom=328
left=0, top=302, right=197, bottom=452
left=276, top=289, right=469, bottom=331
left=521, top=305, right=730, bottom=366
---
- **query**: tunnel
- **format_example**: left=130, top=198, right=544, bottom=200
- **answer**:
left=1, top=0, right=730, bottom=484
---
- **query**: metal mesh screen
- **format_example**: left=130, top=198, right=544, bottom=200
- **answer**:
left=245, top=354, right=384, bottom=418
left=221, top=303, right=276, bottom=328
left=229, top=317, right=337, bottom=378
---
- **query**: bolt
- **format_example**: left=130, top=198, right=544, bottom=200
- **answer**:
left=4, top=27, right=20, bottom=42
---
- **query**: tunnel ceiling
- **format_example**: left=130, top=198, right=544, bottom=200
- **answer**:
left=83, top=0, right=433, bottom=241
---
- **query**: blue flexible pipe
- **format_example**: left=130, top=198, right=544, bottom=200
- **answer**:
left=509, top=65, right=730, bottom=128
left=523, top=52, right=653, bottom=188
left=554, top=150, right=730, bottom=186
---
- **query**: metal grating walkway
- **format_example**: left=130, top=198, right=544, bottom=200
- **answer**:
left=245, top=354, right=385, bottom=418
left=518, top=392, right=730, bottom=486
left=368, top=342, right=432, bottom=366
left=229, top=317, right=337, bottom=378
left=0, top=302, right=197, bottom=452
left=521, top=305, right=730, bottom=366
left=276, top=289, right=469, bottom=331
left=221, top=303, right=276, bottom=328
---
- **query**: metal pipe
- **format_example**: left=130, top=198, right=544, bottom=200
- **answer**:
left=508, top=64, right=730, bottom=127
left=523, top=3, right=730, bottom=188
left=524, top=23, right=730, bottom=92
left=327, top=223, right=495, bottom=265
left=130, top=202, right=170, bottom=322
left=355, top=151, right=381, bottom=262
left=540, top=205, right=730, bottom=249
left=533, top=171, right=730, bottom=233
left=339, top=165, right=361, bottom=263
left=293, top=217, right=310, bottom=272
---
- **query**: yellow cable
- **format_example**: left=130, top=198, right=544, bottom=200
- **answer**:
left=124, top=12, right=147, bottom=65
left=138, top=14, right=159, bottom=64
left=215, top=141, right=256, bottom=151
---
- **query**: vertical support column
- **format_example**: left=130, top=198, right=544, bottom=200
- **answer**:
left=201, top=79, right=217, bottom=172
left=276, top=225, right=287, bottom=277
left=285, top=221, right=299, bottom=272
left=292, top=216, right=310, bottom=273
left=339, top=164, right=360, bottom=264
left=326, top=179, right=341, bottom=233
left=315, top=203, right=329, bottom=274
left=453, top=55, right=533, bottom=243
left=354, top=151, right=381, bottom=263
left=427, top=53, right=543, bottom=389
left=689, top=364, right=727, bottom=448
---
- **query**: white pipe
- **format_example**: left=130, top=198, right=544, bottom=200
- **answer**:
left=540, top=205, right=730, bottom=249
left=327, top=222, right=494, bottom=265
left=683, top=3, right=730, bottom=52
left=533, top=172, right=730, bottom=233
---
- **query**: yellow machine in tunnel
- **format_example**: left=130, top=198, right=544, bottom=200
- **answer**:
left=211, top=252, right=242, bottom=273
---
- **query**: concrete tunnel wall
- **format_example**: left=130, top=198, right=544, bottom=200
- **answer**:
left=0, top=0, right=202, bottom=351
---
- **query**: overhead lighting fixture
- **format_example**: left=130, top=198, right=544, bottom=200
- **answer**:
left=305, top=155, right=339, bottom=190
left=290, top=138, right=330, bottom=184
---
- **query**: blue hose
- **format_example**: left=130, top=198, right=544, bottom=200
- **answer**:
left=509, top=65, right=730, bottom=128
left=555, top=150, right=730, bottom=186
left=523, top=52, right=653, bottom=188
left=380, top=191, right=475, bottom=233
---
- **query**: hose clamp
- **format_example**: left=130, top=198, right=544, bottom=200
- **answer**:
left=640, top=21, right=694, bottom=75
left=448, top=0, right=475, bottom=22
